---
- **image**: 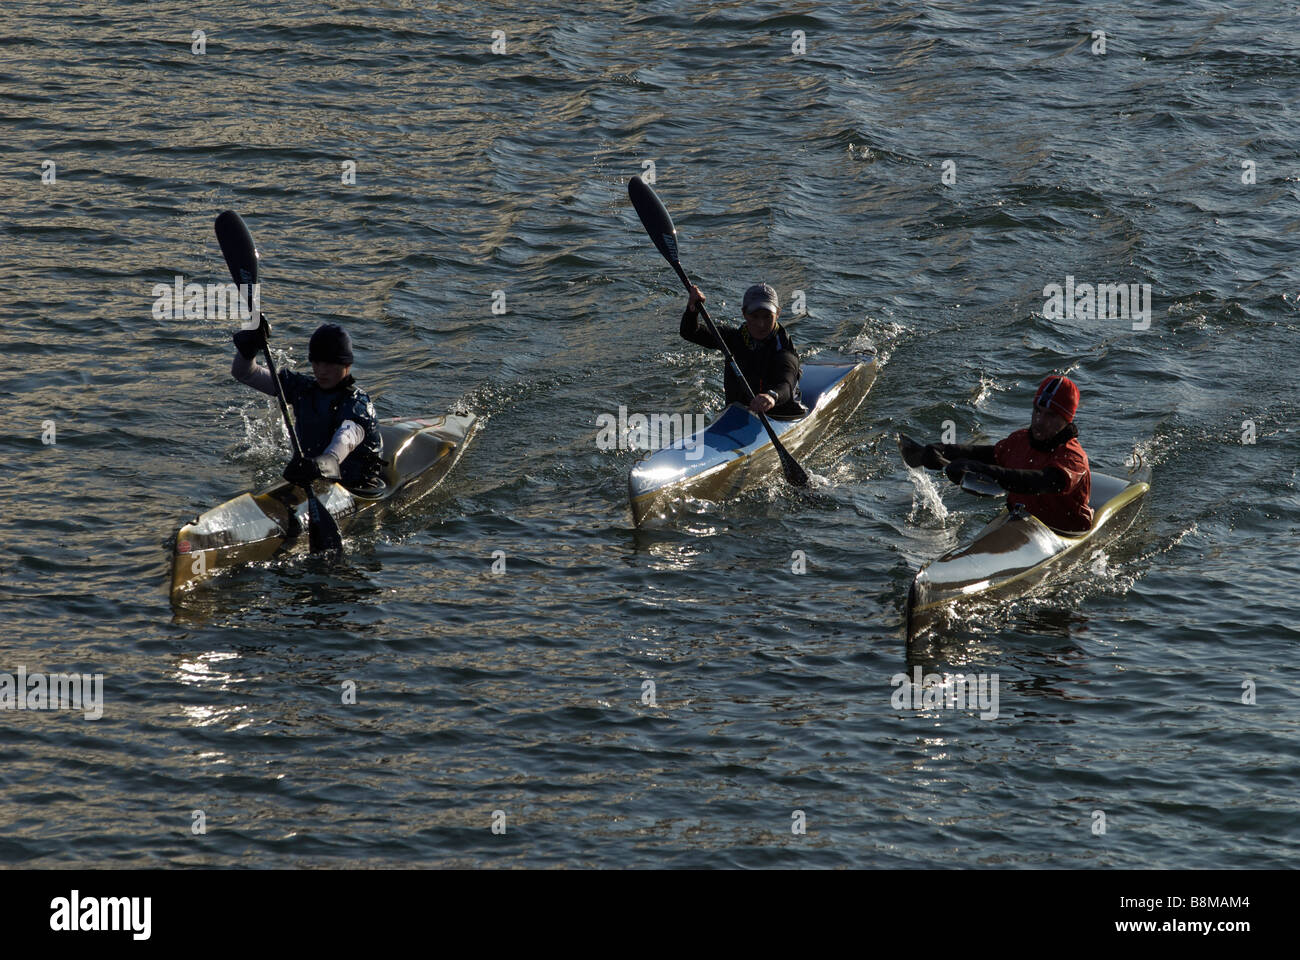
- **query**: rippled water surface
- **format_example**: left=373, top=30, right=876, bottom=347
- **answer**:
left=1, top=1, right=1297, bottom=868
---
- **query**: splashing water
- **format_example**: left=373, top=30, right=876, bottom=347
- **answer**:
left=907, top=466, right=949, bottom=523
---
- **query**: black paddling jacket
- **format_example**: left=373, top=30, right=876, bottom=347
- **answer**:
left=278, top=370, right=385, bottom=489
left=681, top=308, right=803, bottom=415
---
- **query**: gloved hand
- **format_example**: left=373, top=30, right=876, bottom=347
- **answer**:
left=686, top=283, right=705, bottom=315
left=944, top=459, right=975, bottom=485
left=233, top=315, right=271, bottom=360
left=945, top=458, right=1003, bottom=491
left=923, top=444, right=947, bottom=470
left=283, top=453, right=340, bottom=486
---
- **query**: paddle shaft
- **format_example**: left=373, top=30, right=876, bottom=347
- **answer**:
left=215, top=210, right=343, bottom=552
left=671, top=263, right=763, bottom=406
left=249, top=314, right=305, bottom=462
left=626, top=175, right=807, bottom=487
left=241, top=312, right=344, bottom=547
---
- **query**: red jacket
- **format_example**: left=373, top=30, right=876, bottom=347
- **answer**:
left=994, top=429, right=1092, bottom=532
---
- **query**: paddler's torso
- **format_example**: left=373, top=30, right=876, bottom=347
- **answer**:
left=279, top=369, right=385, bottom=488
left=722, top=321, right=802, bottom=410
left=994, top=427, right=1092, bottom=532
left=681, top=311, right=805, bottom=416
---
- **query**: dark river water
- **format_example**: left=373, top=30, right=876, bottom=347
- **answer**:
left=1, top=1, right=1296, bottom=868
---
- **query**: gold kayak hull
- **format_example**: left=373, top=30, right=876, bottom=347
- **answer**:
left=169, top=414, right=476, bottom=601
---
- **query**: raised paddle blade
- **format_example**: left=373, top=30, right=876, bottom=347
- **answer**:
left=628, top=176, right=680, bottom=264
left=214, top=211, right=260, bottom=307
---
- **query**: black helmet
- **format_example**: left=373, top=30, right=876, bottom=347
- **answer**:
left=309, top=324, right=354, bottom=365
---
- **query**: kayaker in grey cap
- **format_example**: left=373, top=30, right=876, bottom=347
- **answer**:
left=231, top=319, right=386, bottom=492
left=681, top=281, right=805, bottom=417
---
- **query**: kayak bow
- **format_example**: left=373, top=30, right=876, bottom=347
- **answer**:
left=629, top=357, right=877, bottom=524
left=905, top=469, right=1149, bottom=640
left=170, top=414, right=476, bottom=600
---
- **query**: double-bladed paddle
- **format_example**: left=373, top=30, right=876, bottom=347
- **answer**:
left=214, top=210, right=344, bottom=554
left=627, top=176, right=809, bottom=488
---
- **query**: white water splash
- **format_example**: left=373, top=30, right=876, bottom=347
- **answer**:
left=907, top=466, right=949, bottom=522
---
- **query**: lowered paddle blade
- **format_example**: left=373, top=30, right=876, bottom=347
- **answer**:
left=777, top=445, right=810, bottom=487
left=960, top=471, right=1004, bottom=498
left=305, top=487, right=344, bottom=553
left=628, top=176, right=681, bottom=265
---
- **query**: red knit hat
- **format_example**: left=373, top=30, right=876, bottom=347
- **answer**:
left=1035, top=375, right=1079, bottom=422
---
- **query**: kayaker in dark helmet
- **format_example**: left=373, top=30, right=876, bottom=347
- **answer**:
left=231, top=320, right=386, bottom=492
left=681, top=282, right=806, bottom=418
left=911, top=374, right=1092, bottom=532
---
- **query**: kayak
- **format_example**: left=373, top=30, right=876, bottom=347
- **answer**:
left=170, top=414, right=476, bottom=600
left=629, top=357, right=877, bottom=524
left=905, top=469, right=1149, bottom=640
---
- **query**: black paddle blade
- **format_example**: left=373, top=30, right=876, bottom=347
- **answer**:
left=778, top=447, right=810, bottom=487
left=628, top=176, right=680, bottom=264
left=898, top=433, right=928, bottom=469
left=214, top=210, right=260, bottom=310
left=305, top=488, right=344, bottom=553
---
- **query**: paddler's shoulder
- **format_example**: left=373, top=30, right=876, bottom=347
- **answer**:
left=336, top=377, right=378, bottom=420
left=277, top=366, right=316, bottom=396
left=773, top=321, right=797, bottom=353
left=1058, top=434, right=1089, bottom=467
left=997, top=427, right=1031, bottom=448
left=993, top=428, right=1030, bottom=466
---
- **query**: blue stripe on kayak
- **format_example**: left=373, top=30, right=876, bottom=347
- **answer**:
left=629, top=361, right=864, bottom=498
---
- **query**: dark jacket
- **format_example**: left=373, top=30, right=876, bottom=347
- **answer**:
left=278, top=370, right=385, bottom=489
left=680, top=308, right=803, bottom=416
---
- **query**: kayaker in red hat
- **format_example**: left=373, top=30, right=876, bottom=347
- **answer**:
left=911, top=374, right=1092, bottom=532
left=231, top=319, right=386, bottom=493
